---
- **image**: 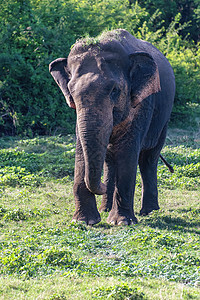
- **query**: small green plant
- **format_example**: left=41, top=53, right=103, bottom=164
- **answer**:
left=0, top=149, right=40, bottom=172
left=0, top=206, right=7, bottom=217
left=92, top=283, right=146, bottom=299
left=0, top=166, right=41, bottom=187
left=0, top=245, right=78, bottom=278
left=48, top=294, right=67, bottom=300
left=1, top=208, right=50, bottom=221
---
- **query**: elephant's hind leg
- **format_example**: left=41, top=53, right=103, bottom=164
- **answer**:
left=139, top=125, right=168, bottom=215
left=139, top=150, right=160, bottom=216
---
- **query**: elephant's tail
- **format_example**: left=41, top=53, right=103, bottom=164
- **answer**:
left=160, top=154, right=174, bottom=173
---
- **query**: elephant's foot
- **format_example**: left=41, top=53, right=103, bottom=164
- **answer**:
left=72, top=207, right=101, bottom=226
left=139, top=205, right=160, bottom=216
left=107, top=209, right=138, bottom=225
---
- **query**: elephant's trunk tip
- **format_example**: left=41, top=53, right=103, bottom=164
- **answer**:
left=85, top=178, right=107, bottom=195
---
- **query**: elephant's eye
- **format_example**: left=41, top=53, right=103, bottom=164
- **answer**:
left=110, top=86, right=120, bottom=103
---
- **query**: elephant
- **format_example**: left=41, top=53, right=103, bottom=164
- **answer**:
left=49, top=29, right=175, bottom=225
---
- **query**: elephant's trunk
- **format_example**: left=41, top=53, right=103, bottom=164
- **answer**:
left=77, top=108, right=113, bottom=195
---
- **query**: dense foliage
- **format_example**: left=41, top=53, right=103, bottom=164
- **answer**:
left=138, top=0, right=200, bottom=42
left=0, top=0, right=199, bottom=136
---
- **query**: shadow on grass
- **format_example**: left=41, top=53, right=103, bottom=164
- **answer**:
left=143, top=214, right=200, bottom=234
left=94, top=222, right=112, bottom=229
left=176, top=208, right=200, bottom=215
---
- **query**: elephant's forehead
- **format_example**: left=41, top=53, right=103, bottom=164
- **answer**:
left=68, top=52, right=98, bottom=72
left=68, top=42, right=129, bottom=73
left=68, top=51, right=119, bottom=68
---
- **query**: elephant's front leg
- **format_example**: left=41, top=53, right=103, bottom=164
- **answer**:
left=72, top=135, right=101, bottom=225
left=99, top=147, right=115, bottom=212
left=107, top=145, right=138, bottom=225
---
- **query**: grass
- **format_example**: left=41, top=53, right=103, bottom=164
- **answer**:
left=71, top=29, right=123, bottom=49
left=0, top=129, right=199, bottom=299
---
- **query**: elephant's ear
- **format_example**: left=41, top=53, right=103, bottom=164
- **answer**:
left=129, top=52, right=161, bottom=107
left=49, top=58, right=76, bottom=109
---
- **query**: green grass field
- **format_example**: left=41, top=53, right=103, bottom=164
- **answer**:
left=0, top=128, right=199, bottom=299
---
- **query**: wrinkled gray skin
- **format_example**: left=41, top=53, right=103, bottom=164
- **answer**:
left=49, top=29, right=175, bottom=225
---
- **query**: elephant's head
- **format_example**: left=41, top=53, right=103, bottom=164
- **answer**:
left=49, top=37, right=160, bottom=195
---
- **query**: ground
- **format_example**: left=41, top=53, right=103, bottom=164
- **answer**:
left=0, top=128, right=199, bottom=299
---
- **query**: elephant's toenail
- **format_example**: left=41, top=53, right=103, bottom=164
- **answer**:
left=118, top=220, right=129, bottom=226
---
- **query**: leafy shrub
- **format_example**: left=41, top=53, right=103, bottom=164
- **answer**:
left=167, top=43, right=200, bottom=119
left=0, top=0, right=199, bottom=135
left=137, top=0, right=200, bottom=42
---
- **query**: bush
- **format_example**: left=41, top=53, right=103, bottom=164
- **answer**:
left=137, top=0, right=200, bottom=42
left=0, top=0, right=199, bottom=136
